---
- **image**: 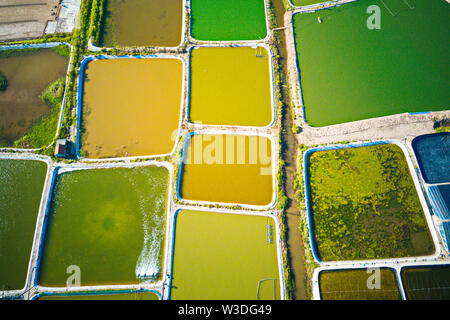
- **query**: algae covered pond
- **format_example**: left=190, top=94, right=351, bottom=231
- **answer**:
left=179, top=134, right=274, bottom=206
left=189, top=47, right=273, bottom=127
left=401, top=265, right=450, bottom=300
left=307, top=144, right=434, bottom=261
left=39, top=291, right=159, bottom=300
left=190, top=0, right=267, bottom=41
left=319, top=268, right=401, bottom=300
left=293, top=0, right=450, bottom=126
left=100, top=0, right=183, bottom=47
left=81, top=58, right=182, bottom=158
left=0, top=48, right=69, bottom=147
left=170, top=210, right=280, bottom=300
left=38, top=165, right=169, bottom=287
left=0, top=159, right=47, bottom=290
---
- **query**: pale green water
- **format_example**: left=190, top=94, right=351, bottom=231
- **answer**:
left=170, top=210, right=280, bottom=300
left=293, top=0, right=450, bottom=126
left=0, top=159, right=47, bottom=290
left=38, top=166, right=169, bottom=287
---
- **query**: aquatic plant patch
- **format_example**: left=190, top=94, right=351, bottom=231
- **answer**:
left=307, top=144, right=434, bottom=261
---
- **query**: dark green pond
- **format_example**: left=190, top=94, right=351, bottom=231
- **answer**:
left=293, top=0, right=450, bottom=126
left=0, top=159, right=47, bottom=290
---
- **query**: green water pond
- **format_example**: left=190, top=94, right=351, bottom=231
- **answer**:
left=0, top=159, right=47, bottom=290
left=293, top=0, right=450, bottom=126
left=38, top=166, right=169, bottom=287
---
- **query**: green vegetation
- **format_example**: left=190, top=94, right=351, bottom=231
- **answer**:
left=14, top=78, right=65, bottom=148
left=308, top=144, right=435, bottom=261
left=52, top=45, right=71, bottom=57
left=434, top=118, right=450, bottom=133
left=89, top=0, right=105, bottom=46
left=0, top=71, right=7, bottom=92
left=319, top=268, right=402, bottom=300
left=0, top=48, right=40, bottom=59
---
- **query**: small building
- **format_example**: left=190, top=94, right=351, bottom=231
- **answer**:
left=54, top=139, right=67, bottom=157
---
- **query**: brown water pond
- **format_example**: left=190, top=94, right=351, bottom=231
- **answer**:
left=0, top=48, right=68, bottom=147
left=80, top=57, right=183, bottom=158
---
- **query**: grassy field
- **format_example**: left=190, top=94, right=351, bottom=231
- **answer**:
left=191, top=0, right=267, bottom=40
left=319, top=268, right=402, bottom=300
left=308, top=144, right=434, bottom=261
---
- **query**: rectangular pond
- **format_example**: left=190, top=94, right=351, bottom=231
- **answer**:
left=0, top=159, right=47, bottom=290
left=189, top=46, right=273, bottom=127
left=38, top=291, right=159, bottom=300
left=179, top=134, right=274, bottom=206
left=190, top=0, right=267, bottom=41
left=170, top=210, right=281, bottom=300
left=38, top=165, right=169, bottom=287
left=292, top=0, right=450, bottom=126
left=99, top=0, right=183, bottom=47
left=306, top=144, right=435, bottom=261
left=79, top=57, right=183, bottom=158
left=401, top=265, right=450, bottom=300
left=319, top=268, right=402, bottom=300
left=0, top=47, right=69, bottom=148
left=412, top=133, right=450, bottom=184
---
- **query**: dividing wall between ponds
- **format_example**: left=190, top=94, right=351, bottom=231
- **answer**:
left=302, top=140, right=441, bottom=264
